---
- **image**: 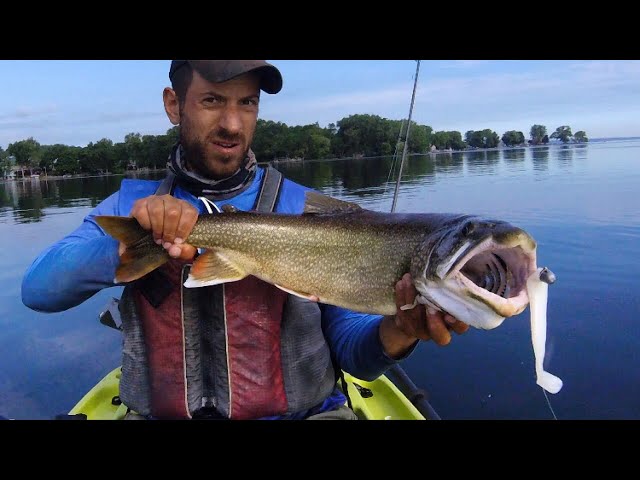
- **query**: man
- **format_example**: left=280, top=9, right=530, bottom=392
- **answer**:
left=22, top=60, right=468, bottom=420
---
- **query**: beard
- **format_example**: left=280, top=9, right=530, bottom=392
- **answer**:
left=179, top=115, right=249, bottom=180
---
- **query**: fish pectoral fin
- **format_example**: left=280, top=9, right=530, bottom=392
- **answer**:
left=274, top=284, right=320, bottom=302
left=303, top=191, right=363, bottom=215
left=183, top=250, right=248, bottom=288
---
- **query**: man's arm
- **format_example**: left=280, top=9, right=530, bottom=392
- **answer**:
left=321, top=273, right=469, bottom=381
left=22, top=188, right=202, bottom=313
left=21, top=192, right=123, bottom=313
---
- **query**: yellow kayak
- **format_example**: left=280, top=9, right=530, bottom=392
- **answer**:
left=69, top=366, right=432, bottom=420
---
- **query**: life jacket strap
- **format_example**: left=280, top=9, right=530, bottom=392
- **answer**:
left=254, top=165, right=283, bottom=213
left=155, top=171, right=176, bottom=196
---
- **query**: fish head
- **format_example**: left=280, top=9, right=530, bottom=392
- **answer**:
left=410, top=216, right=537, bottom=330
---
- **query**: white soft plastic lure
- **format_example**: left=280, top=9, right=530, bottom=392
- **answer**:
left=526, top=268, right=563, bottom=394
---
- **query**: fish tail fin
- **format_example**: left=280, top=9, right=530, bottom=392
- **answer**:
left=95, top=215, right=170, bottom=283
left=537, top=371, right=563, bottom=394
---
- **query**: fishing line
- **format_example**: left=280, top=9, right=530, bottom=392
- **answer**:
left=383, top=119, right=406, bottom=197
left=542, top=387, right=558, bottom=420
left=384, top=61, right=423, bottom=203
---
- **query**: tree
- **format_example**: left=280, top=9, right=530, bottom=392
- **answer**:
left=124, top=133, right=144, bottom=169
left=41, top=144, right=82, bottom=175
left=407, top=123, right=431, bottom=153
left=465, top=129, right=499, bottom=149
left=502, top=130, right=525, bottom=147
left=7, top=137, right=41, bottom=176
left=253, top=119, right=291, bottom=159
left=550, top=125, right=573, bottom=144
left=0, top=157, right=12, bottom=179
left=142, top=135, right=168, bottom=170
left=529, top=125, right=548, bottom=145
left=81, top=138, right=115, bottom=174
left=574, top=131, right=589, bottom=143
left=432, top=131, right=466, bottom=150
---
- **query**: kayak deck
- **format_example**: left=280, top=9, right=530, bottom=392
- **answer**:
left=69, top=367, right=426, bottom=420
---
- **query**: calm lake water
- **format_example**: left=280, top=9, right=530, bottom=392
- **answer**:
left=2, top=139, right=639, bottom=420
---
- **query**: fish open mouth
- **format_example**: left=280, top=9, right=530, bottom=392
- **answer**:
left=448, top=237, right=536, bottom=316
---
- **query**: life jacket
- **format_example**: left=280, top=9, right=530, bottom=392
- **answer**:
left=114, top=167, right=339, bottom=419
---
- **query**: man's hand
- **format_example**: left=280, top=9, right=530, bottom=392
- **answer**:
left=121, top=194, right=199, bottom=261
left=380, top=273, right=470, bottom=359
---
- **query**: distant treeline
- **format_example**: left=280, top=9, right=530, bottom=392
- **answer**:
left=0, top=114, right=588, bottom=177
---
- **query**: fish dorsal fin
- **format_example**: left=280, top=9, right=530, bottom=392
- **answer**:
left=303, top=191, right=363, bottom=215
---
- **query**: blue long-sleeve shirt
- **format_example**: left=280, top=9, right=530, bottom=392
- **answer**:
left=22, top=168, right=414, bottom=398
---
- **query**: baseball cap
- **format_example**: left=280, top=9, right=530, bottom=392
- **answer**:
left=169, top=60, right=283, bottom=94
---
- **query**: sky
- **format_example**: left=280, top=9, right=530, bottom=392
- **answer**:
left=0, top=60, right=638, bottom=149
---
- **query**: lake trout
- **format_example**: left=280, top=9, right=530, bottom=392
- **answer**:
left=96, top=191, right=562, bottom=393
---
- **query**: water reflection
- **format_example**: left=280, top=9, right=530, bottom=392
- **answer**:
left=10, top=178, right=47, bottom=223
left=403, top=155, right=435, bottom=185
left=486, top=150, right=500, bottom=165
left=277, top=155, right=437, bottom=199
left=0, top=144, right=608, bottom=223
left=432, top=152, right=464, bottom=176
left=0, top=174, right=161, bottom=224
left=465, top=150, right=499, bottom=175
left=531, top=146, right=550, bottom=172
left=572, top=144, right=588, bottom=160
left=502, top=148, right=526, bottom=162
left=556, top=145, right=574, bottom=170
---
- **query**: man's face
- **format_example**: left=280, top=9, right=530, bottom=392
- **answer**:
left=175, top=69, right=261, bottom=180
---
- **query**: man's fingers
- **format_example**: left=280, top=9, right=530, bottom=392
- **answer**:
left=174, top=205, right=199, bottom=244
left=147, top=197, right=165, bottom=243
left=394, top=274, right=407, bottom=310
left=444, top=313, right=457, bottom=326
left=392, top=273, right=467, bottom=346
left=395, top=273, right=417, bottom=310
left=443, top=313, right=470, bottom=335
left=449, top=317, right=470, bottom=335
left=402, top=273, right=417, bottom=307
left=426, top=311, right=452, bottom=346
left=130, top=199, right=151, bottom=231
left=168, top=243, right=197, bottom=260
left=128, top=195, right=199, bottom=249
left=161, top=201, right=182, bottom=243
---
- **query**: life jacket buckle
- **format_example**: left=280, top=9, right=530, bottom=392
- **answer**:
left=99, top=297, right=122, bottom=331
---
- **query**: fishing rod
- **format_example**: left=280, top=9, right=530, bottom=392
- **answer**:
left=390, top=60, right=420, bottom=214
left=385, top=60, right=442, bottom=420
left=387, top=60, right=559, bottom=421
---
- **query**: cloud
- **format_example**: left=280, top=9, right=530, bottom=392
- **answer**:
left=0, top=109, right=168, bottom=147
left=268, top=86, right=411, bottom=115
left=95, top=111, right=166, bottom=124
left=0, top=104, right=59, bottom=121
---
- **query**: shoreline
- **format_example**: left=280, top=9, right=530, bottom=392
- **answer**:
left=0, top=142, right=593, bottom=184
